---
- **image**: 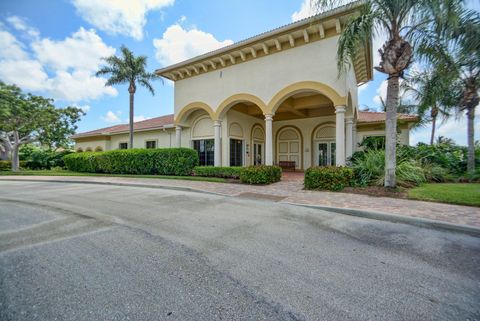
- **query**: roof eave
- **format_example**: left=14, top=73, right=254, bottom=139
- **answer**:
left=155, top=1, right=365, bottom=77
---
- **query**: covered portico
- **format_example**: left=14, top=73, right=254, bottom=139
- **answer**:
left=156, top=1, right=371, bottom=169
left=172, top=81, right=355, bottom=169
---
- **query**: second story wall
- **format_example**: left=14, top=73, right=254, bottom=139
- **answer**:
left=174, top=35, right=352, bottom=116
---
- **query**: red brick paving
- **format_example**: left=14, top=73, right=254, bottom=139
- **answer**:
left=1, top=175, right=479, bottom=228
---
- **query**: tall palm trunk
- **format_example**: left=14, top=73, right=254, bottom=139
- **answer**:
left=430, top=106, right=438, bottom=145
left=384, top=75, right=400, bottom=188
left=466, top=107, right=475, bottom=175
left=128, top=82, right=136, bottom=149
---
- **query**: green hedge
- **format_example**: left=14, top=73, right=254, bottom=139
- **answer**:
left=304, top=166, right=354, bottom=191
left=193, top=166, right=242, bottom=179
left=63, top=148, right=199, bottom=176
left=0, top=160, right=27, bottom=171
left=63, top=152, right=101, bottom=172
left=239, top=165, right=282, bottom=184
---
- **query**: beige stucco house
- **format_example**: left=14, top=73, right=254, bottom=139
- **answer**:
left=72, top=2, right=417, bottom=169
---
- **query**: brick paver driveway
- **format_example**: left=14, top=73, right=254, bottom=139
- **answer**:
left=1, top=174, right=479, bottom=228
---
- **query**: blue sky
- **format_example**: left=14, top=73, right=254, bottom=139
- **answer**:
left=0, top=0, right=478, bottom=145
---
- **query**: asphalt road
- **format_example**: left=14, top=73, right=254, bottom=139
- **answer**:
left=0, top=181, right=479, bottom=321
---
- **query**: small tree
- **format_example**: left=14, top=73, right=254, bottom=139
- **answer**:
left=0, top=82, right=83, bottom=171
left=419, top=6, right=480, bottom=176
left=96, top=46, right=159, bottom=149
left=403, top=69, right=455, bottom=145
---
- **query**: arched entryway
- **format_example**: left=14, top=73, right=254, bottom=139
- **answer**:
left=276, top=126, right=302, bottom=170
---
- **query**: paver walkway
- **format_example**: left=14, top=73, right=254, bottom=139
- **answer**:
left=1, top=174, right=479, bottom=228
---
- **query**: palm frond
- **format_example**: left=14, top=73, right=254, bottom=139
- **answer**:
left=336, top=2, right=375, bottom=74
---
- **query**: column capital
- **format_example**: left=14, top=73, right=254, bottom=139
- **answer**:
left=264, top=113, right=274, bottom=121
left=213, top=120, right=222, bottom=127
left=335, top=105, right=346, bottom=113
left=345, top=116, right=354, bottom=124
left=175, top=125, right=182, bottom=130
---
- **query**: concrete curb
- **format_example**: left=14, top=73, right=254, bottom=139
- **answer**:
left=284, top=202, right=480, bottom=237
left=2, top=177, right=479, bottom=237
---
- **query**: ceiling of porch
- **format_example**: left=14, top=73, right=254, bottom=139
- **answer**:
left=230, top=92, right=335, bottom=121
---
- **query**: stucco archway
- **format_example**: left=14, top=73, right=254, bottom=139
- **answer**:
left=175, top=102, right=216, bottom=125
left=267, top=81, right=346, bottom=114
left=216, top=94, right=268, bottom=120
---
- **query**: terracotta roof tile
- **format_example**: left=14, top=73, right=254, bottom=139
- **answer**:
left=72, top=114, right=174, bottom=138
left=358, top=111, right=418, bottom=123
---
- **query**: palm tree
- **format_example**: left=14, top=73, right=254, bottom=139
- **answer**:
left=97, top=46, right=159, bottom=149
left=403, top=69, right=455, bottom=145
left=419, top=6, right=479, bottom=176
left=315, top=0, right=461, bottom=187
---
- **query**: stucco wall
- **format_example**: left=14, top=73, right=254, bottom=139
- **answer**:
left=174, top=36, right=348, bottom=116
left=75, top=139, right=110, bottom=152
left=74, top=129, right=176, bottom=151
left=356, top=125, right=410, bottom=150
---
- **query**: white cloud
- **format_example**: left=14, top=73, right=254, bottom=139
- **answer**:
left=133, top=115, right=150, bottom=122
left=358, top=82, right=369, bottom=93
left=0, top=21, right=117, bottom=102
left=292, top=0, right=316, bottom=21
left=32, top=27, right=115, bottom=72
left=6, top=16, right=39, bottom=38
left=74, top=104, right=91, bottom=113
left=72, top=0, right=175, bottom=40
left=0, top=30, right=28, bottom=60
left=411, top=109, right=480, bottom=146
left=49, top=70, right=117, bottom=101
left=0, top=59, right=51, bottom=91
left=153, top=23, right=233, bottom=66
left=101, top=110, right=121, bottom=123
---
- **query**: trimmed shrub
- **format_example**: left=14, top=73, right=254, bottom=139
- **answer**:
left=0, top=160, right=11, bottom=171
left=63, top=148, right=199, bottom=176
left=304, top=166, right=354, bottom=191
left=63, top=152, right=101, bottom=172
left=239, top=165, right=282, bottom=184
left=0, top=160, right=27, bottom=171
left=193, top=166, right=242, bottom=179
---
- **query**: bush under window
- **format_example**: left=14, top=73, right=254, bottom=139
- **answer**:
left=63, top=148, right=199, bottom=176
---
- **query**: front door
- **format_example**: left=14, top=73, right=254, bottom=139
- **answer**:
left=316, top=141, right=336, bottom=166
left=253, top=141, right=264, bottom=165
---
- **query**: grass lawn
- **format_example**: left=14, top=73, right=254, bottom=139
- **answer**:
left=0, top=170, right=228, bottom=183
left=408, top=183, right=480, bottom=207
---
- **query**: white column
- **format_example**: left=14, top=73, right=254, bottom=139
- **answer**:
left=345, top=117, right=354, bottom=160
left=352, top=122, right=357, bottom=153
left=214, top=120, right=222, bottom=167
left=175, top=126, right=182, bottom=147
left=265, top=114, right=274, bottom=165
left=335, top=106, right=346, bottom=166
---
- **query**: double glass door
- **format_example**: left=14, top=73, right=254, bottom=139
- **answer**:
left=316, top=141, right=336, bottom=166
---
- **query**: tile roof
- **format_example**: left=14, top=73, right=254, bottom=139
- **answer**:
left=72, top=114, right=174, bottom=138
left=73, top=111, right=417, bottom=139
left=358, top=111, right=418, bottom=123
